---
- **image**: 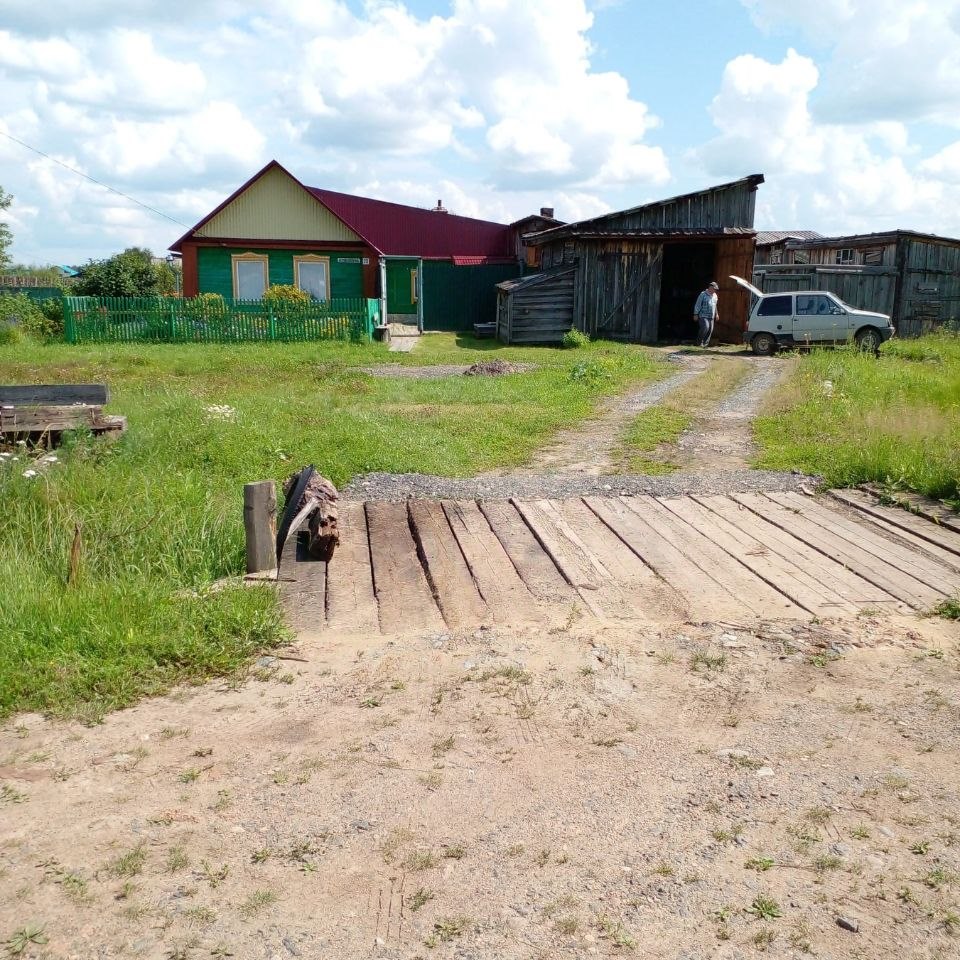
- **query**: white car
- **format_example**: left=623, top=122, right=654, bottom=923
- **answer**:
left=731, top=275, right=895, bottom=355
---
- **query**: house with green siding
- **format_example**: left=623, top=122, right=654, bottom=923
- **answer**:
left=170, top=161, right=521, bottom=331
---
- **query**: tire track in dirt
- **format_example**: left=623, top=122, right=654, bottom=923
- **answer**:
left=671, top=357, right=790, bottom=471
left=502, top=354, right=713, bottom=476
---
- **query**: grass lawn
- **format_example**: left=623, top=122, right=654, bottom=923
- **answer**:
left=754, top=333, right=960, bottom=503
left=0, top=334, right=661, bottom=720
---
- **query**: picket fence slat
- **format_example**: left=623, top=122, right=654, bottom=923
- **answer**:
left=62, top=296, right=379, bottom=345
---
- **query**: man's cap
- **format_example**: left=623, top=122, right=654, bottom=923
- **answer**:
left=708, top=281, right=719, bottom=289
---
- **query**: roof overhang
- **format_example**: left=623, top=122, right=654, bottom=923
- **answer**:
left=525, top=227, right=757, bottom=246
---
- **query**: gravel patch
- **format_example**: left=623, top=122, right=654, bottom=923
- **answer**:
left=343, top=468, right=819, bottom=502
left=619, top=354, right=708, bottom=413
left=360, top=363, right=534, bottom=378
left=711, top=357, right=788, bottom=417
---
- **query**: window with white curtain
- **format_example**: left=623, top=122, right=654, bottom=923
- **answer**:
left=294, top=256, right=330, bottom=301
left=232, top=253, right=268, bottom=300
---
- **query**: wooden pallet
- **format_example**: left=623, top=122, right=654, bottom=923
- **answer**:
left=280, top=491, right=960, bottom=636
left=0, top=383, right=126, bottom=440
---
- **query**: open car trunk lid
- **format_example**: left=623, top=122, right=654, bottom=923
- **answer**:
left=729, top=274, right=764, bottom=299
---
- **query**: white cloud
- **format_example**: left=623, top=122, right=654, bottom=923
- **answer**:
left=0, top=0, right=669, bottom=262
left=694, top=45, right=960, bottom=235
left=290, top=0, right=668, bottom=187
left=920, top=140, right=960, bottom=184
left=741, top=0, right=960, bottom=127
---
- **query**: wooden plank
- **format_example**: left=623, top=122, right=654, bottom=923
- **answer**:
left=829, top=489, right=960, bottom=562
left=366, top=501, right=444, bottom=634
left=0, top=384, right=109, bottom=405
left=408, top=500, right=488, bottom=628
left=667, top=495, right=851, bottom=616
left=279, top=533, right=326, bottom=636
left=690, top=495, right=897, bottom=614
left=443, top=500, right=538, bottom=622
left=585, top=496, right=747, bottom=622
left=539, top=498, right=681, bottom=620
left=479, top=500, right=576, bottom=604
left=1, top=405, right=97, bottom=432
left=631, top=496, right=804, bottom=619
left=325, top=502, right=380, bottom=634
left=861, top=483, right=960, bottom=534
left=770, top=492, right=959, bottom=597
left=744, top=494, right=946, bottom=609
left=511, top=499, right=608, bottom=616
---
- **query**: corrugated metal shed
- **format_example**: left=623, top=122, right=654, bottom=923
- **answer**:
left=309, top=187, right=515, bottom=261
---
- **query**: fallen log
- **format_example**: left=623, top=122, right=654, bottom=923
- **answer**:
left=277, top=466, right=340, bottom=563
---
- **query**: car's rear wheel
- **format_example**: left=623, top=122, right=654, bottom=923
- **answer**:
left=751, top=332, right=777, bottom=356
left=854, top=326, right=882, bottom=354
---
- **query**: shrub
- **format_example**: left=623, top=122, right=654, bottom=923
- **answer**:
left=562, top=328, right=591, bottom=349
left=184, top=293, right=226, bottom=320
left=263, top=284, right=310, bottom=307
left=569, top=358, right=613, bottom=387
left=0, top=320, right=22, bottom=344
left=31, top=297, right=65, bottom=339
left=75, top=247, right=176, bottom=297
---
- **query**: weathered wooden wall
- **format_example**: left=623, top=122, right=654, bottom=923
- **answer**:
left=898, top=235, right=960, bottom=336
left=497, top=269, right=575, bottom=344
left=753, top=234, right=960, bottom=336
left=602, top=179, right=759, bottom=232
left=539, top=235, right=754, bottom=344
left=713, top=236, right=756, bottom=342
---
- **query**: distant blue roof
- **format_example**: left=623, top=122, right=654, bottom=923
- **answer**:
left=58, top=265, right=79, bottom=276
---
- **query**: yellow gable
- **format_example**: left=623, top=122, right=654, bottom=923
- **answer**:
left=196, top=165, right=361, bottom=243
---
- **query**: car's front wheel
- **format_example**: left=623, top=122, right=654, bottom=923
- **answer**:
left=751, top=332, right=777, bottom=356
left=854, top=326, right=882, bottom=354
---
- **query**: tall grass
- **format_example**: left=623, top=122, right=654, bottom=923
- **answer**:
left=0, top=336, right=661, bottom=719
left=754, top=334, right=960, bottom=502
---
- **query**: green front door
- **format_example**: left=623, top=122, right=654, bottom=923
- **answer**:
left=385, top=259, right=419, bottom=315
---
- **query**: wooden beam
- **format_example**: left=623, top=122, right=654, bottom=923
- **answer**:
left=244, top=481, right=278, bottom=574
left=0, top=384, right=109, bottom=405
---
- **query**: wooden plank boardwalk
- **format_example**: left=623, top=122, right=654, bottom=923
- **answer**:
left=280, top=490, right=960, bottom=635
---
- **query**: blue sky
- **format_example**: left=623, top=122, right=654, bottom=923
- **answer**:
left=2, top=0, right=960, bottom=264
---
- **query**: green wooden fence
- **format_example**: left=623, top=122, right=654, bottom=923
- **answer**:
left=63, top=296, right=380, bottom=344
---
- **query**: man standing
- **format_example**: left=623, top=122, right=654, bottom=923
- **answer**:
left=693, top=281, right=719, bottom=347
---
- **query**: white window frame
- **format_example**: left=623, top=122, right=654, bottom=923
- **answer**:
left=835, top=248, right=855, bottom=265
left=293, top=255, right=331, bottom=302
left=231, top=252, right=269, bottom=301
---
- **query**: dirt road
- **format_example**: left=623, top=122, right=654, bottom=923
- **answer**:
left=2, top=615, right=958, bottom=959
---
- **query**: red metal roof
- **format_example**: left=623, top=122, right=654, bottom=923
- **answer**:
left=308, top=187, right=515, bottom=259
left=170, top=161, right=518, bottom=260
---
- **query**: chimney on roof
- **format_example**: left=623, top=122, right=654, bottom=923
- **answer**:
left=540, top=206, right=554, bottom=218
left=432, top=199, right=448, bottom=214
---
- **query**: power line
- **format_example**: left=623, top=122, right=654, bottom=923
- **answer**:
left=0, top=129, right=191, bottom=228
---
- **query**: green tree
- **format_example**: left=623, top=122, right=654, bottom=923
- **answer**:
left=75, top=247, right=176, bottom=297
left=0, top=187, right=13, bottom=271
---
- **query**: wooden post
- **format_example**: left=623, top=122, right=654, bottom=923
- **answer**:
left=244, top=481, right=277, bottom=574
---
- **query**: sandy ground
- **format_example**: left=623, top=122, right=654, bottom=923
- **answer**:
left=2, top=613, right=959, bottom=960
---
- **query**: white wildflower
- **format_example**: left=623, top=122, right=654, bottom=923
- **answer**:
left=203, top=404, right=237, bottom=421
left=22, top=469, right=38, bottom=478
left=38, top=454, right=59, bottom=464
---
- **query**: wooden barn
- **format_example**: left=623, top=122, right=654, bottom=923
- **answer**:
left=500, top=174, right=764, bottom=345
left=170, top=161, right=520, bottom=332
left=752, top=230, right=960, bottom=337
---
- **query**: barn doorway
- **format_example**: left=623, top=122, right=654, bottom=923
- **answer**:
left=658, top=242, right=716, bottom=342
